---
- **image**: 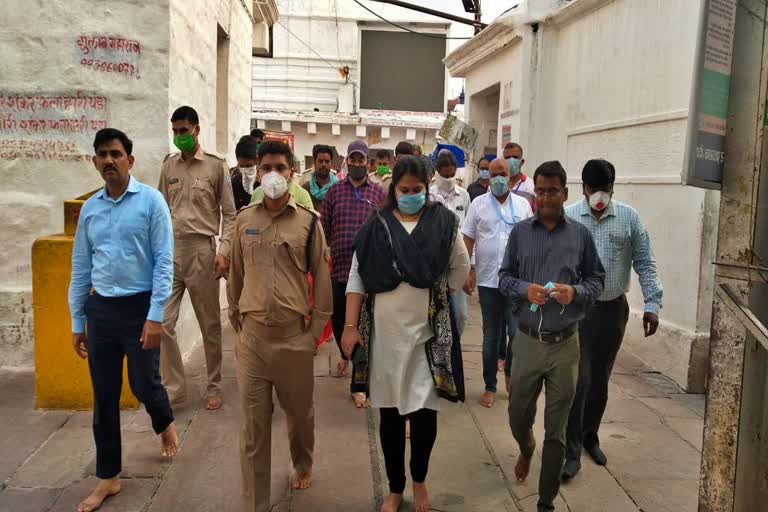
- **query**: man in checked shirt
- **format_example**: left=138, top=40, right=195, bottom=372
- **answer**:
left=561, top=159, right=663, bottom=480
left=320, top=140, right=386, bottom=407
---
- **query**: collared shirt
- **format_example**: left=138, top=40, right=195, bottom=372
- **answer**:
left=320, top=177, right=387, bottom=282
left=68, top=176, right=173, bottom=332
left=462, top=192, right=534, bottom=288
left=299, top=168, right=338, bottom=187
left=230, top=167, right=256, bottom=211
left=158, top=146, right=237, bottom=257
left=429, top=183, right=471, bottom=227
left=510, top=173, right=536, bottom=208
left=226, top=196, right=332, bottom=340
left=565, top=199, right=663, bottom=313
left=368, top=171, right=392, bottom=187
left=498, top=214, right=605, bottom=332
left=252, top=181, right=315, bottom=210
left=467, top=179, right=489, bottom=202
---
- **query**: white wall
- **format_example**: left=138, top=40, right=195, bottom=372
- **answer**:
left=260, top=120, right=439, bottom=173
left=464, top=41, right=523, bottom=169
left=456, top=0, right=715, bottom=389
left=0, top=0, right=171, bottom=366
left=0, top=0, right=253, bottom=367
left=255, top=0, right=450, bottom=114
left=166, top=0, right=254, bottom=363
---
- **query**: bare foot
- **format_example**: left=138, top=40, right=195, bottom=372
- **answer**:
left=515, top=453, right=532, bottom=482
left=160, top=423, right=178, bottom=458
left=479, top=390, right=496, bottom=408
left=352, top=392, right=369, bottom=408
left=77, top=478, right=121, bottom=512
left=336, top=358, right=349, bottom=377
left=413, top=482, right=430, bottom=512
left=380, top=492, right=403, bottom=512
left=206, top=395, right=223, bottom=411
left=292, top=468, right=313, bottom=490
left=497, top=358, right=505, bottom=372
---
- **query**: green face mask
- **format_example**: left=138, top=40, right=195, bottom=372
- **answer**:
left=173, top=133, right=196, bottom=152
left=376, top=164, right=390, bottom=177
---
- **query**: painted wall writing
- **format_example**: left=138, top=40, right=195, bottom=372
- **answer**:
left=0, top=91, right=108, bottom=161
left=76, top=34, right=142, bottom=79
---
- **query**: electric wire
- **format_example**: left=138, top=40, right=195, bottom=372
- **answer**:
left=353, top=0, right=473, bottom=40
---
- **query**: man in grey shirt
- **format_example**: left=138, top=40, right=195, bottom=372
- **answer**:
left=498, top=160, right=605, bottom=512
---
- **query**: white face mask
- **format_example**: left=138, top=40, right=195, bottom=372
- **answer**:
left=588, top=190, right=611, bottom=211
left=435, top=174, right=455, bottom=193
left=260, top=171, right=289, bottom=200
left=240, top=166, right=257, bottom=194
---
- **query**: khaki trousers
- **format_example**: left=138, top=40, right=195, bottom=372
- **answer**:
left=237, top=315, right=315, bottom=512
left=508, top=329, right=579, bottom=512
left=161, top=235, right=223, bottom=400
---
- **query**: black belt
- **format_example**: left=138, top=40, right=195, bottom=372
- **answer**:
left=519, top=323, right=576, bottom=344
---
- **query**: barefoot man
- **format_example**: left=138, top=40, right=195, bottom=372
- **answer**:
left=462, top=157, right=532, bottom=408
left=69, top=128, right=178, bottom=512
left=158, top=105, right=236, bottom=411
left=227, top=141, right=332, bottom=511
left=498, top=161, right=604, bottom=512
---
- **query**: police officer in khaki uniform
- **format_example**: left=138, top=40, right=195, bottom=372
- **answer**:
left=227, top=141, right=332, bottom=512
left=158, top=106, right=237, bottom=410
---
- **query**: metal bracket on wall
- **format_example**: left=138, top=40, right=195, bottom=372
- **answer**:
left=716, top=283, right=768, bottom=351
left=712, top=260, right=768, bottom=284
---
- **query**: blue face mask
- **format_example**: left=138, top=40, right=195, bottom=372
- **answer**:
left=397, top=192, right=426, bottom=215
left=507, top=157, right=521, bottom=176
left=479, top=169, right=490, bottom=180
left=490, top=175, right=510, bottom=197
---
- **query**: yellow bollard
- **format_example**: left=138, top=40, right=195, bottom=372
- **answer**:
left=32, top=191, right=137, bottom=410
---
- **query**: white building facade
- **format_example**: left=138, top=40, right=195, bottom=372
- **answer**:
left=0, top=0, right=275, bottom=367
left=445, top=0, right=718, bottom=392
left=252, top=0, right=455, bottom=167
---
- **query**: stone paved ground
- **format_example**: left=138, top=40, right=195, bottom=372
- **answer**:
left=0, top=299, right=704, bottom=511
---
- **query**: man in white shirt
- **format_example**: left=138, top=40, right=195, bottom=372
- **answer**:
left=430, top=151, right=471, bottom=335
left=462, top=158, right=534, bottom=408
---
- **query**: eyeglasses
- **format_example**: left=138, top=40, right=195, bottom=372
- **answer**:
left=535, top=188, right=564, bottom=198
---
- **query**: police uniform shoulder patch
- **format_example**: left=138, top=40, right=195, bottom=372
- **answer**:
left=238, top=202, right=259, bottom=212
left=203, top=151, right=225, bottom=161
left=296, top=203, right=319, bottom=217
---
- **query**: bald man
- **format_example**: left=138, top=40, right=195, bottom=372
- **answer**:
left=461, top=158, right=534, bottom=407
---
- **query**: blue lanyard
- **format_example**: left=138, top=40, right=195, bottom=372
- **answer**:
left=492, top=195, right=516, bottom=226
left=513, top=180, right=523, bottom=194
left=352, top=182, right=375, bottom=208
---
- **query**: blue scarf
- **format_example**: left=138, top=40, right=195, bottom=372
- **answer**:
left=309, top=172, right=338, bottom=200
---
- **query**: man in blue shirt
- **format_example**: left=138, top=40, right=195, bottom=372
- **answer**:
left=69, top=128, right=177, bottom=512
left=561, top=159, right=663, bottom=480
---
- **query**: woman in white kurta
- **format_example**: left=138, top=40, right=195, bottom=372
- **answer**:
left=341, top=156, right=470, bottom=512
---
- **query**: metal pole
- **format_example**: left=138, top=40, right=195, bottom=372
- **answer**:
left=699, top=1, right=768, bottom=510
left=367, top=0, right=487, bottom=29
left=474, top=0, right=482, bottom=35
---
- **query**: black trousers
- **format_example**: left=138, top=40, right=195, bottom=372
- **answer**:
left=379, top=408, right=437, bottom=494
left=331, top=279, right=349, bottom=361
left=565, top=294, right=629, bottom=461
left=86, top=291, right=174, bottom=479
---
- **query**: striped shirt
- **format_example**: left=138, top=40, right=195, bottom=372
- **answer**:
left=499, top=213, right=605, bottom=332
left=565, top=199, right=663, bottom=313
